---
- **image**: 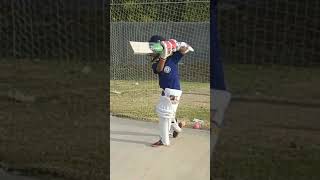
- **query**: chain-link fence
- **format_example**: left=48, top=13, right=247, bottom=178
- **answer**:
left=110, top=0, right=210, bottom=82
left=218, top=0, right=320, bottom=102
left=111, top=22, right=209, bottom=82
left=218, top=0, right=320, bottom=66
left=110, top=0, right=210, bottom=121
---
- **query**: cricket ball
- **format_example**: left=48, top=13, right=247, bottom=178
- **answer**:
left=193, top=122, right=201, bottom=129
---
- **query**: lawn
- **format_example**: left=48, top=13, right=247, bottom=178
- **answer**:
left=0, top=59, right=108, bottom=180
left=213, top=64, right=320, bottom=180
left=110, top=80, right=210, bottom=127
left=225, top=64, right=320, bottom=103
left=1, top=59, right=320, bottom=180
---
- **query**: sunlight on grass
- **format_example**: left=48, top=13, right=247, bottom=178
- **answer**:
left=110, top=80, right=210, bottom=125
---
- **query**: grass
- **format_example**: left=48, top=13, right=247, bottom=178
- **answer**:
left=225, top=64, right=320, bottom=102
left=1, top=59, right=320, bottom=180
left=214, top=144, right=320, bottom=180
left=0, top=59, right=108, bottom=180
left=213, top=101, right=320, bottom=179
left=110, top=80, right=210, bottom=127
left=213, top=64, right=320, bottom=180
left=110, top=64, right=320, bottom=129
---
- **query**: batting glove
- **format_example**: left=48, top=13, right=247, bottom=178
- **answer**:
left=160, top=40, right=174, bottom=59
left=168, top=39, right=193, bottom=54
left=168, top=39, right=179, bottom=52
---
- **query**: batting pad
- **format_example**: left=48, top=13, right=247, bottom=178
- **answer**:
left=164, top=88, right=182, bottom=97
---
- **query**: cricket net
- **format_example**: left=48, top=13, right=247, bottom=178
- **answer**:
left=0, top=0, right=105, bottom=61
left=214, top=2, right=320, bottom=179
left=218, top=0, right=320, bottom=102
left=110, top=0, right=210, bottom=122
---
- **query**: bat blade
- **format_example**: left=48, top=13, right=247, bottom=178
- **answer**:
left=129, top=41, right=154, bottom=54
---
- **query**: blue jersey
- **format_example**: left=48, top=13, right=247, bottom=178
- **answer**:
left=152, top=52, right=183, bottom=90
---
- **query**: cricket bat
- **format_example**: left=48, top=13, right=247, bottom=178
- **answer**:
left=129, top=41, right=194, bottom=55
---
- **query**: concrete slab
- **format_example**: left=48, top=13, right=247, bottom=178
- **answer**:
left=110, top=116, right=210, bottom=180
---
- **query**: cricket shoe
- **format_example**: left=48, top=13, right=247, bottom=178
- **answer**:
left=151, top=139, right=167, bottom=147
left=172, top=119, right=183, bottom=138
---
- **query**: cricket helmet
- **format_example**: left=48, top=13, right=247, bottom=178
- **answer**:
left=148, top=35, right=165, bottom=62
left=149, top=35, right=165, bottom=43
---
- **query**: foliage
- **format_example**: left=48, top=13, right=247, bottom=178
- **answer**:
left=110, top=0, right=210, bottom=22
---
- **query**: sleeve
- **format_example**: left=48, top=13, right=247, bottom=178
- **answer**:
left=171, top=51, right=184, bottom=64
left=152, top=62, right=158, bottom=74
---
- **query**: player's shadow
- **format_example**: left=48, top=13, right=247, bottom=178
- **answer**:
left=110, top=138, right=153, bottom=146
left=110, top=131, right=159, bottom=146
left=110, top=130, right=158, bottom=137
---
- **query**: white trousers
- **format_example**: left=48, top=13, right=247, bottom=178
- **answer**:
left=156, top=88, right=182, bottom=145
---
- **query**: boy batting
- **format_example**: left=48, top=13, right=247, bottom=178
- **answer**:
left=148, top=35, right=193, bottom=147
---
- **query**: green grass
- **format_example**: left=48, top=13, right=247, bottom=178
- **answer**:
left=110, top=64, right=320, bottom=128
left=110, top=64, right=320, bottom=127
left=0, top=59, right=108, bottom=180
left=225, top=64, right=320, bottom=102
left=212, top=64, right=320, bottom=180
left=110, top=80, right=210, bottom=127
left=214, top=145, right=320, bottom=180
left=2, top=59, right=319, bottom=180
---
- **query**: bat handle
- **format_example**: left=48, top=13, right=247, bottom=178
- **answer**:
left=150, top=42, right=164, bottom=54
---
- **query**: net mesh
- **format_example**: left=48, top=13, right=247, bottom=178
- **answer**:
left=218, top=0, right=320, bottom=101
left=218, top=0, right=320, bottom=66
left=110, top=0, right=210, bottom=121
left=0, top=0, right=105, bottom=61
left=110, top=0, right=210, bottom=82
